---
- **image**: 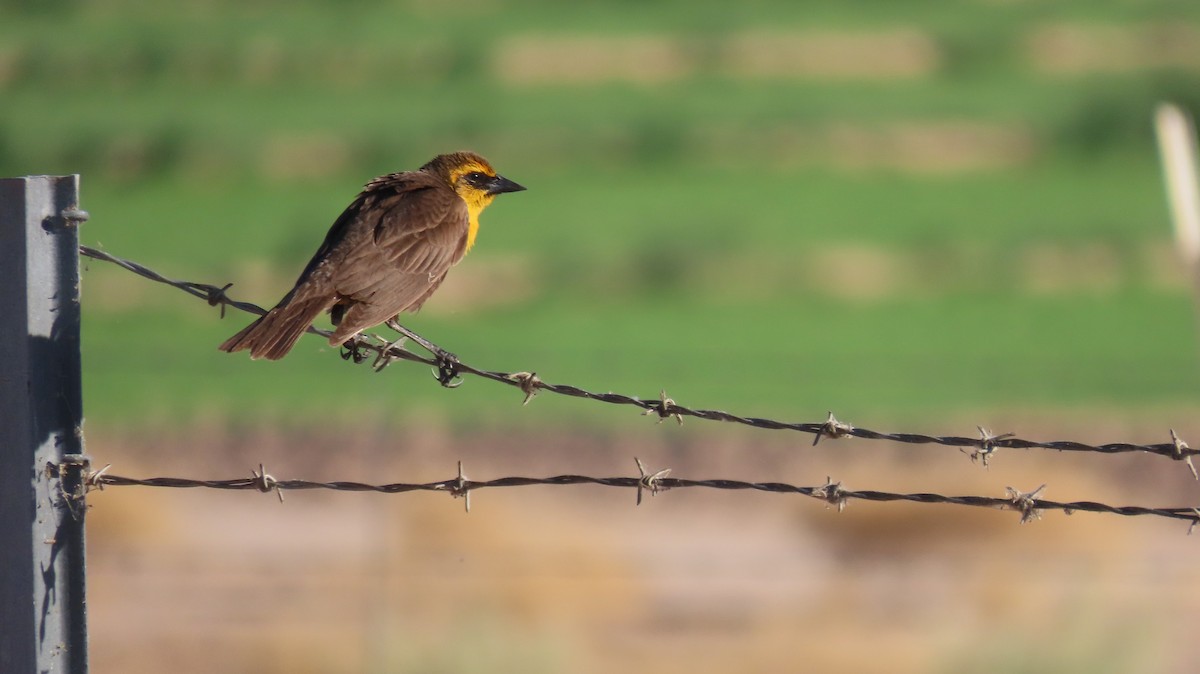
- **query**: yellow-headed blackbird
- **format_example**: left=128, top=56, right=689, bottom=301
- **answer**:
left=219, top=151, right=525, bottom=360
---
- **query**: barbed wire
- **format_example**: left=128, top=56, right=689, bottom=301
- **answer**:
left=55, top=459, right=1200, bottom=530
left=79, top=245, right=1199, bottom=476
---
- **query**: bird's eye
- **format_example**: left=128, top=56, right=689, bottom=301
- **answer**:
left=466, top=171, right=486, bottom=183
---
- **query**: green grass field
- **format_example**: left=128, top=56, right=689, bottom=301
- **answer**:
left=5, top=0, right=1199, bottom=426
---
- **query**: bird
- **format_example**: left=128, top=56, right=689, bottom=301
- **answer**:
left=219, top=151, right=525, bottom=360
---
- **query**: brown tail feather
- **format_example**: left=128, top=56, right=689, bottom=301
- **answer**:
left=218, top=296, right=332, bottom=360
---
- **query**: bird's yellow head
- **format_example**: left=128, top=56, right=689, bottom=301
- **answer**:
left=421, top=151, right=525, bottom=251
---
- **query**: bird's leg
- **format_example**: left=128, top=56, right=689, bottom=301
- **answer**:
left=384, top=318, right=462, bottom=387
left=384, top=318, right=445, bottom=355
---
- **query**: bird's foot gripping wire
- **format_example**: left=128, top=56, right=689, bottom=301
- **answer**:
left=432, top=351, right=463, bottom=388
left=384, top=319, right=462, bottom=388
left=340, top=338, right=370, bottom=365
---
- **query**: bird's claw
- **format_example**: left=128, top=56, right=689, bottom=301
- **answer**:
left=432, top=351, right=463, bottom=388
left=340, top=339, right=369, bottom=364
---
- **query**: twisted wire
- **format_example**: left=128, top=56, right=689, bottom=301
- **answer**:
left=78, top=245, right=1199, bottom=469
left=66, top=461, right=1200, bottom=527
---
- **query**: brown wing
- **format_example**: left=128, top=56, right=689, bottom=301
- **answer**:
left=325, top=174, right=469, bottom=342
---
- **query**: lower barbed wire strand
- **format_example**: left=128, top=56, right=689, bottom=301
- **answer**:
left=74, top=466, right=1200, bottom=525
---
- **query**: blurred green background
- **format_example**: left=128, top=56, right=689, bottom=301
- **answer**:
left=9, top=4, right=1200, bottom=674
left=4, top=0, right=1199, bottom=426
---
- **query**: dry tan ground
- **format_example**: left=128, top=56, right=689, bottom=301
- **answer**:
left=722, top=29, right=939, bottom=79
left=495, top=25, right=1200, bottom=85
left=494, top=29, right=941, bottom=85
left=689, top=120, right=1036, bottom=173
left=82, top=415, right=1200, bottom=674
left=495, top=36, right=693, bottom=85
left=1028, top=23, right=1200, bottom=74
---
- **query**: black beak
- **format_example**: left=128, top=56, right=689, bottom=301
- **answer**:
left=487, top=175, right=526, bottom=195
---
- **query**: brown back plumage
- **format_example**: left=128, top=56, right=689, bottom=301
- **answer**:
left=219, top=152, right=523, bottom=360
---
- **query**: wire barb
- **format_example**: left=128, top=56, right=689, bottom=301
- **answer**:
left=251, top=464, right=284, bottom=503
left=1170, top=429, right=1198, bottom=480
left=206, top=283, right=234, bottom=318
left=1005, top=484, right=1046, bottom=524
left=963, top=427, right=1015, bottom=468
left=643, top=389, right=683, bottom=425
left=369, top=333, right=408, bottom=372
left=507, top=372, right=542, bottom=406
left=814, top=411, right=853, bottom=446
left=448, top=460, right=471, bottom=512
left=635, top=457, right=672, bottom=505
left=84, top=463, right=112, bottom=493
left=813, top=476, right=847, bottom=512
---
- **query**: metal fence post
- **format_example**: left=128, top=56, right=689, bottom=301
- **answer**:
left=0, top=175, right=89, bottom=674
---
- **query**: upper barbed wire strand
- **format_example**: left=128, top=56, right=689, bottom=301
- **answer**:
left=77, top=245, right=1199, bottom=470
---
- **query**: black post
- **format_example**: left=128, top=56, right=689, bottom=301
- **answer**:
left=0, top=175, right=89, bottom=674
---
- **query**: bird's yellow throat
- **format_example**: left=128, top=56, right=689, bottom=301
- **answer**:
left=457, top=188, right=496, bottom=252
